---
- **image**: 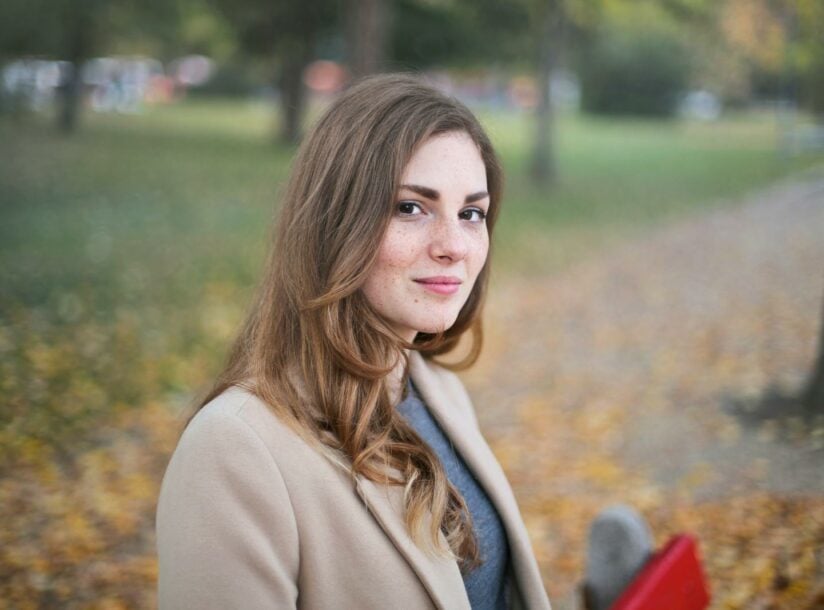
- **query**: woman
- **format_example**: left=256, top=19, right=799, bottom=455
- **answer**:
left=156, top=74, right=551, bottom=610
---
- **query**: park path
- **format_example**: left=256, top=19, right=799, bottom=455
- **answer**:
left=470, top=169, right=824, bottom=495
left=459, top=169, right=824, bottom=605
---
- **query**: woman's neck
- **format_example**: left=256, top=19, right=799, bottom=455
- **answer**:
left=387, top=348, right=410, bottom=405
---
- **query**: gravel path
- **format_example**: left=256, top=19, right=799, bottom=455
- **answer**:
left=466, top=169, right=824, bottom=498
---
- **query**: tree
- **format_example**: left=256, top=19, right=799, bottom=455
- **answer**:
left=802, top=293, right=824, bottom=414
left=0, top=0, right=177, bottom=132
left=793, top=0, right=824, bottom=119
left=794, top=1, right=824, bottom=415
left=213, top=0, right=337, bottom=144
left=715, top=0, right=824, bottom=116
left=391, top=0, right=525, bottom=68
left=346, top=0, right=391, bottom=79
left=529, top=0, right=564, bottom=185
left=447, top=0, right=566, bottom=186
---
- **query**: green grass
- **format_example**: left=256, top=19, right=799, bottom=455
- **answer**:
left=482, top=110, right=824, bottom=272
left=0, top=98, right=822, bottom=451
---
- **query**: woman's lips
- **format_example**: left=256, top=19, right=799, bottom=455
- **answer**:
left=413, top=276, right=462, bottom=295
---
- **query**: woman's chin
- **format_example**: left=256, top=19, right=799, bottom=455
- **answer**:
left=415, top=316, right=459, bottom=336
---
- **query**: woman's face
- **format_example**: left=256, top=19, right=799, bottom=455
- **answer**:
left=362, top=131, right=490, bottom=343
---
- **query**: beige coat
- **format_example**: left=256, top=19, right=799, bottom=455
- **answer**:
left=156, top=351, right=551, bottom=609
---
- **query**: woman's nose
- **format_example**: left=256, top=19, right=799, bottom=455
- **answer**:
left=429, top=217, right=468, bottom=262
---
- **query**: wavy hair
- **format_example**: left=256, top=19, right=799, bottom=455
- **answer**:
left=196, top=74, right=503, bottom=568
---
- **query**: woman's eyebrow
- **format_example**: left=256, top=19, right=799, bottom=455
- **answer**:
left=400, top=184, right=489, bottom=204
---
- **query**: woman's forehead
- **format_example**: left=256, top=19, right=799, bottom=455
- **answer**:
left=400, top=132, right=487, bottom=191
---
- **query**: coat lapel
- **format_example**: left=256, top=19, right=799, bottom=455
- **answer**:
left=353, top=474, right=470, bottom=610
left=408, top=352, right=550, bottom=610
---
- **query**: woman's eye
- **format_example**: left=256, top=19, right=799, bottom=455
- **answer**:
left=460, top=208, right=487, bottom=223
left=397, top=201, right=423, bottom=216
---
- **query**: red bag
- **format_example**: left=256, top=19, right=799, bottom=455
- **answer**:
left=611, top=534, right=711, bottom=610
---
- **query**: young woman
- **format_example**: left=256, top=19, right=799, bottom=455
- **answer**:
left=156, top=74, right=551, bottom=610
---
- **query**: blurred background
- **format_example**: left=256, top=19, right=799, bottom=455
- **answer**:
left=1, top=0, right=824, bottom=608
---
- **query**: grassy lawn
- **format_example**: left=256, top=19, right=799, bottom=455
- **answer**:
left=486, top=109, right=824, bottom=272
left=1, top=98, right=823, bottom=606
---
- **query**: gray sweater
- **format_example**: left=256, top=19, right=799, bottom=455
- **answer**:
left=397, top=381, right=510, bottom=609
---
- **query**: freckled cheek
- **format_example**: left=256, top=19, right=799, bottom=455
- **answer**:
left=468, top=233, right=490, bottom=276
left=376, top=227, right=424, bottom=271
left=370, top=253, right=417, bottom=301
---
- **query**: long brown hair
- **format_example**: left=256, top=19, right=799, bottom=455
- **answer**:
left=197, top=74, right=503, bottom=567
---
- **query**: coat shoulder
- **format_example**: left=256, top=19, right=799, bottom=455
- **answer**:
left=189, top=385, right=349, bottom=472
left=156, top=388, right=302, bottom=608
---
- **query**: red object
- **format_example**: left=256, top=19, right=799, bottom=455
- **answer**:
left=611, top=534, right=711, bottom=610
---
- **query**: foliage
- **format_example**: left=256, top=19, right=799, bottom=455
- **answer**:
left=0, top=0, right=179, bottom=60
left=716, top=0, right=824, bottom=115
left=793, top=0, right=824, bottom=117
left=173, top=0, right=238, bottom=61
left=210, top=0, right=337, bottom=60
left=578, top=18, right=692, bottom=117
left=0, top=404, right=177, bottom=607
left=387, top=0, right=461, bottom=68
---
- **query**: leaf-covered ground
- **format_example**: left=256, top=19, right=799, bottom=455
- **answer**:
left=1, top=161, right=823, bottom=608
left=464, top=171, right=824, bottom=608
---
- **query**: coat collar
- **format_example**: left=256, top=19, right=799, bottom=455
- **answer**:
left=352, top=351, right=547, bottom=610
left=407, top=351, right=549, bottom=610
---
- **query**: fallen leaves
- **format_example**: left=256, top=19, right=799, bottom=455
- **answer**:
left=467, top=176, right=824, bottom=608
left=0, top=402, right=180, bottom=607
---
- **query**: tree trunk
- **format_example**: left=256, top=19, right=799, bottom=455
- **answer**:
left=56, top=5, right=92, bottom=133
left=529, top=1, right=562, bottom=186
left=346, top=0, right=390, bottom=79
left=57, top=63, right=83, bottom=132
left=277, top=39, right=312, bottom=145
left=803, top=291, right=824, bottom=415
